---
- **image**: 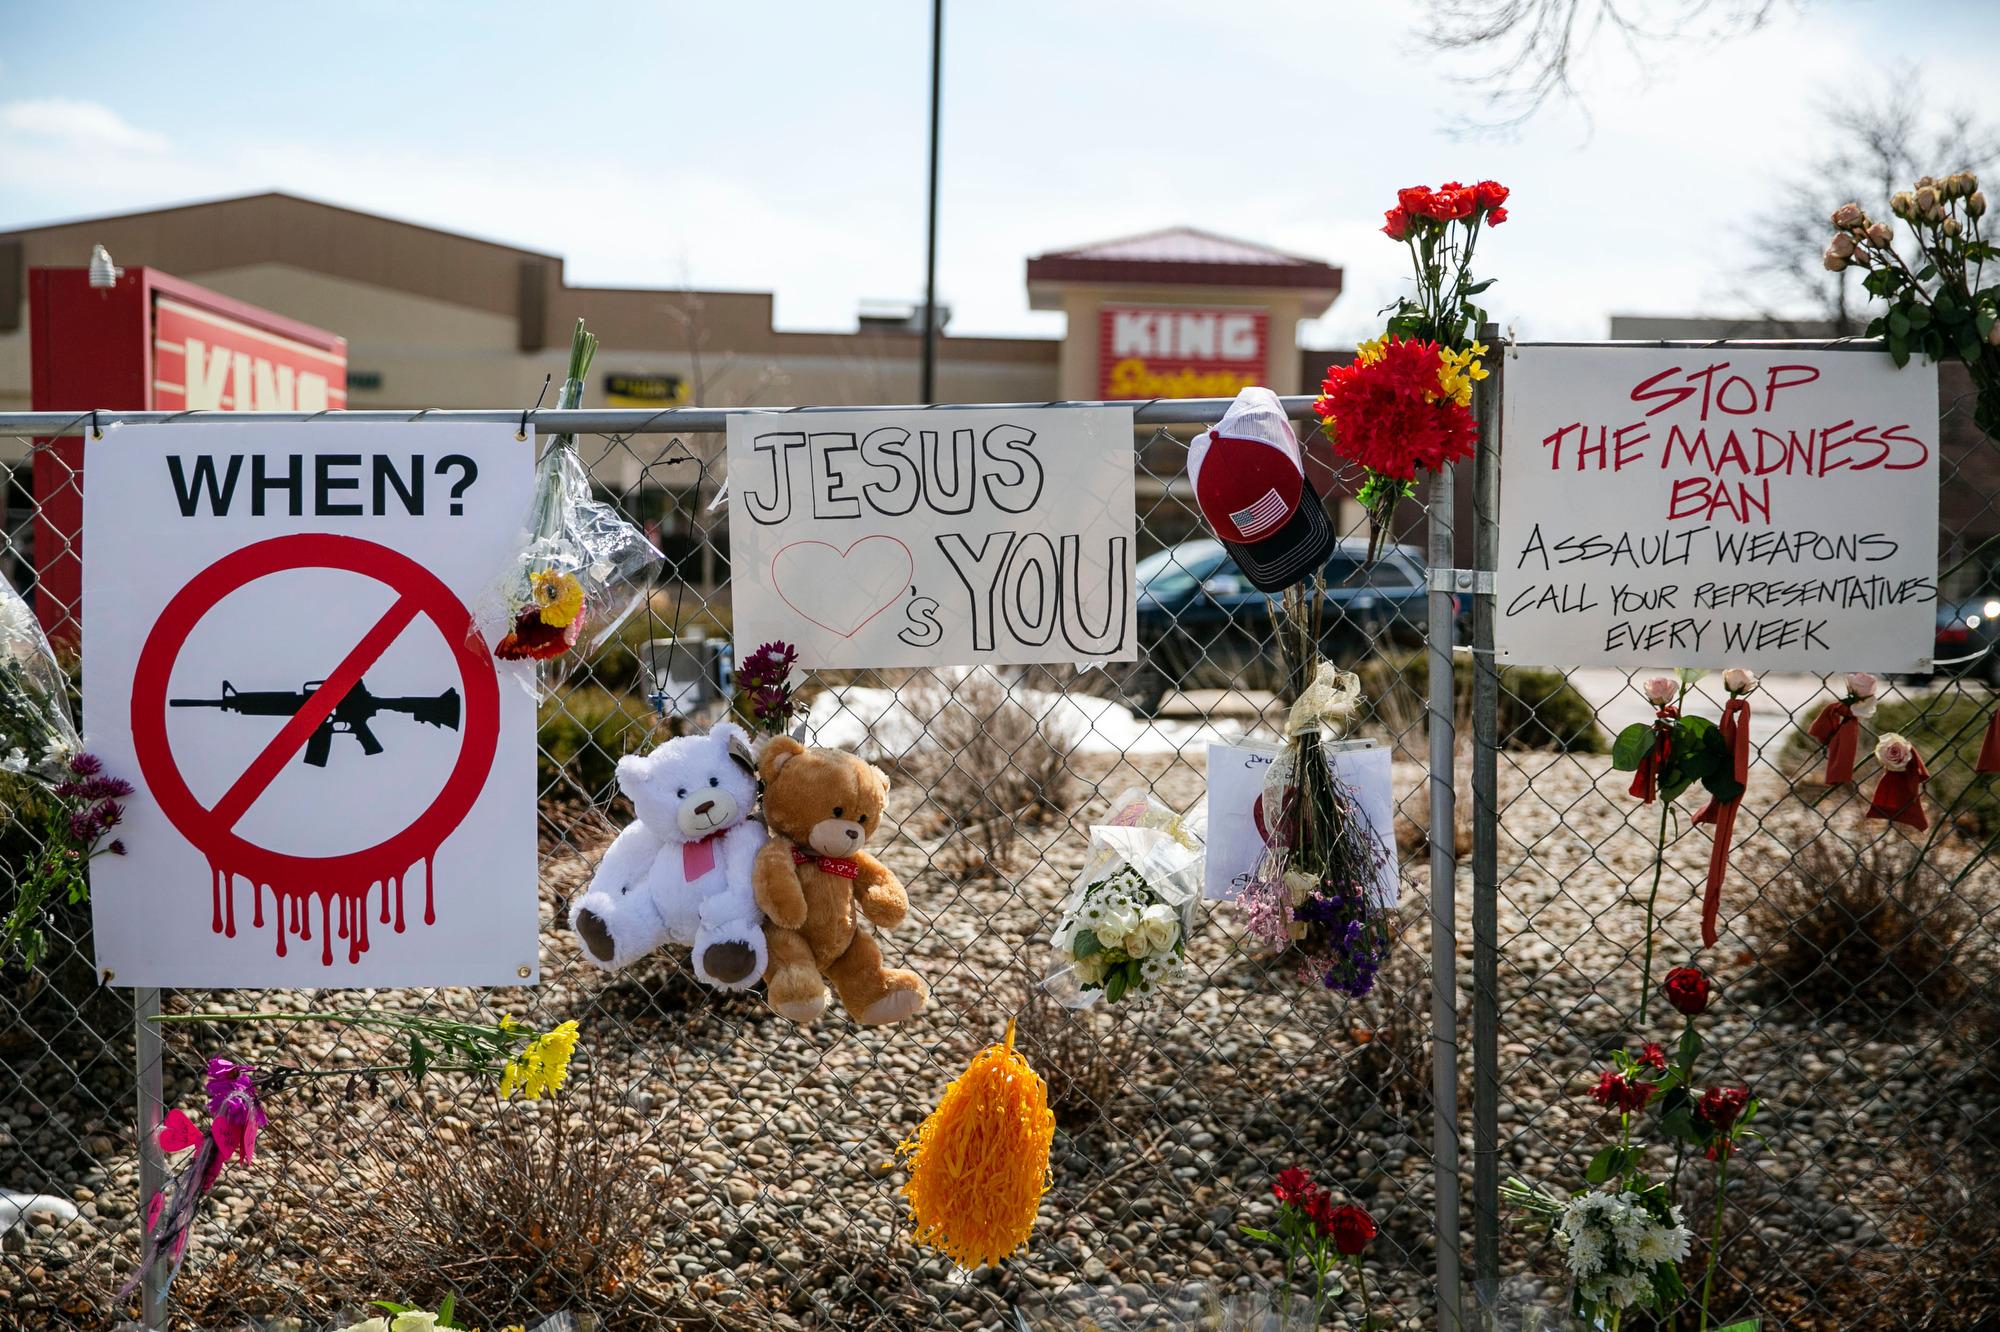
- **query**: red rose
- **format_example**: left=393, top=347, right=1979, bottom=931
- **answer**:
left=1589, top=1069, right=1655, bottom=1114
left=1397, top=185, right=1435, bottom=216
left=1382, top=206, right=1412, bottom=241
left=1485, top=205, right=1508, bottom=226
left=1441, top=189, right=1477, bottom=220
left=1473, top=179, right=1510, bottom=210
left=1637, top=1042, right=1668, bottom=1073
left=1664, top=965, right=1710, bottom=1016
left=1273, top=1166, right=1313, bottom=1205
left=1326, top=1203, right=1377, bottom=1256
left=1301, top=1187, right=1336, bottom=1232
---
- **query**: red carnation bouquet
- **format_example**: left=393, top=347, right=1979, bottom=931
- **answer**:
left=1315, top=180, right=1507, bottom=559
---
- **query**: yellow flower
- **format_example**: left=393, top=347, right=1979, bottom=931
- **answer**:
left=529, top=570, right=585, bottom=628
left=1433, top=342, right=1488, bottom=409
left=499, top=1019, right=582, bottom=1101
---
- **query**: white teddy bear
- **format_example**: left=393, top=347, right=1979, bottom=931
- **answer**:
left=568, top=722, right=768, bottom=990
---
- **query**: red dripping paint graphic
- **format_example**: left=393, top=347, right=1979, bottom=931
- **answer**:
left=132, top=534, right=500, bottom=966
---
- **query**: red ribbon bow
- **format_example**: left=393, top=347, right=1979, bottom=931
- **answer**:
left=1806, top=699, right=1860, bottom=785
left=1867, top=749, right=1931, bottom=830
left=1979, top=712, right=2000, bottom=775
left=1690, top=696, right=1750, bottom=949
left=1628, top=706, right=1678, bottom=803
left=792, top=845, right=860, bottom=879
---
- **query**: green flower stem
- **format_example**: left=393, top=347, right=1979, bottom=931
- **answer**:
left=1699, top=1152, right=1731, bottom=1332
left=1637, top=792, right=1673, bottom=1025
left=1353, top=1253, right=1372, bottom=1328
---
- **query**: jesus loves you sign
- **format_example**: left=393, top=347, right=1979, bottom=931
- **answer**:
left=725, top=406, right=1137, bottom=668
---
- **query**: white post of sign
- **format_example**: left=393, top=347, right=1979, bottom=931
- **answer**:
left=83, top=422, right=540, bottom=988
left=1495, top=344, right=1940, bottom=671
left=724, top=406, right=1137, bottom=669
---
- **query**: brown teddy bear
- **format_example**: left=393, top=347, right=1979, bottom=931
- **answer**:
left=753, top=737, right=928, bottom=1025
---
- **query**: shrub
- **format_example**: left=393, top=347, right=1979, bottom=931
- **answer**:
left=899, top=669, right=1080, bottom=875
left=1744, top=835, right=1981, bottom=1019
left=1778, top=686, right=2000, bottom=835
left=1011, top=965, right=1137, bottom=1131
left=1356, top=652, right=1603, bottom=756
left=278, top=1090, right=699, bottom=1331
left=538, top=687, right=655, bottom=804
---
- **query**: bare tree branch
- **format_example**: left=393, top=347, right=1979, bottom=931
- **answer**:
left=1740, top=68, right=2000, bottom=333
left=1420, top=0, right=1786, bottom=131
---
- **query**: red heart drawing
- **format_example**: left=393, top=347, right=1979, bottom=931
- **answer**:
left=771, top=536, right=915, bottom=638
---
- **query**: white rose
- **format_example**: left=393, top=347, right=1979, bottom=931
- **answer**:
left=1721, top=667, right=1758, bottom=696
left=336, top=1320, right=391, bottom=1332
left=1874, top=732, right=1915, bottom=772
left=1120, top=926, right=1154, bottom=959
left=1073, top=952, right=1110, bottom=985
left=1096, top=899, right=1141, bottom=950
left=390, top=1316, right=440, bottom=1332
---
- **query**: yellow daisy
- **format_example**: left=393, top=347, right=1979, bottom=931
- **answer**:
left=529, top=570, right=586, bottom=628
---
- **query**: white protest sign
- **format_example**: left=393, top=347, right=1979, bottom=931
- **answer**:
left=725, top=407, right=1136, bottom=668
left=1203, top=740, right=1397, bottom=907
left=83, top=423, right=539, bottom=987
left=1496, top=346, right=1940, bottom=671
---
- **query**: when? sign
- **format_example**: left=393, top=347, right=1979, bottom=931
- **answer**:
left=83, top=423, right=539, bottom=987
left=725, top=406, right=1137, bottom=668
left=1496, top=346, right=1940, bottom=671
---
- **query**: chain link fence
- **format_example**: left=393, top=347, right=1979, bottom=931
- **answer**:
left=0, top=359, right=1995, bottom=1332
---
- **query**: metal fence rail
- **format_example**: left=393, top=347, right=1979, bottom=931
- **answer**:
left=0, top=361, right=1995, bottom=1332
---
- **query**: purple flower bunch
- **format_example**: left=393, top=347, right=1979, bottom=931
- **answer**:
left=1295, top=887, right=1392, bottom=997
left=733, top=640, right=801, bottom=735
left=53, top=752, right=133, bottom=853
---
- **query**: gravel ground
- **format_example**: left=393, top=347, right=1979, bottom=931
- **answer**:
left=2, top=741, right=1996, bottom=1331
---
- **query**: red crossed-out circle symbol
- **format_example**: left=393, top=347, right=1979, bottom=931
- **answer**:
left=131, top=533, right=499, bottom=890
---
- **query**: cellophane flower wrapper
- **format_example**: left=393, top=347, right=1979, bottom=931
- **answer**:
left=0, top=580, right=80, bottom=786
left=1045, top=788, right=1205, bottom=1008
left=1238, top=662, right=1396, bottom=998
left=475, top=395, right=662, bottom=687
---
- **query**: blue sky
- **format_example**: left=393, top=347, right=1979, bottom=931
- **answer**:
left=1, top=0, right=1996, bottom=347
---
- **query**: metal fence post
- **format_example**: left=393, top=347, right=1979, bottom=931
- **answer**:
left=134, top=986, right=168, bottom=1330
left=1427, top=462, right=1463, bottom=1331
left=1469, top=327, right=1504, bottom=1315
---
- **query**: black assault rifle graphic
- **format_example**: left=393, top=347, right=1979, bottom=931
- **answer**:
left=171, top=680, right=461, bottom=767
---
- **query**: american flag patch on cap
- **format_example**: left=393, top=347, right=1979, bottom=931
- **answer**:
left=1229, top=488, right=1289, bottom=537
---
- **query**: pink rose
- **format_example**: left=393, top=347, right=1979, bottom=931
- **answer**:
left=1828, top=232, right=1857, bottom=258
left=1830, top=202, right=1864, bottom=229
left=1865, top=221, right=1894, bottom=247
left=1642, top=676, right=1678, bottom=706
left=1845, top=671, right=1878, bottom=700
left=1915, top=187, right=1938, bottom=213
left=1822, top=247, right=1849, bottom=272
left=1875, top=733, right=1915, bottom=772
left=1722, top=667, right=1758, bottom=696
left=1890, top=191, right=1916, bottom=219
left=1971, top=191, right=1988, bottom=218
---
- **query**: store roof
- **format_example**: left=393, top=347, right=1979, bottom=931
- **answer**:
left=1026, top=226, right=1341, bottom=297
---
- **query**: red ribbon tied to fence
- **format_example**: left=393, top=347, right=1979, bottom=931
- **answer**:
left=1690, top=696, right=1750, bottom=949
left=1868, top=748, right=1932, bottom=830
left=1979, top=712, right=2000, bottom=775
left=1806, top=698, right=1860, bottom=785
left=1627, top=706, right=1678, bottom=803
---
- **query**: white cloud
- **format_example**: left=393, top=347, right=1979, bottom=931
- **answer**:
left=0, top=98, right=169, bottom=154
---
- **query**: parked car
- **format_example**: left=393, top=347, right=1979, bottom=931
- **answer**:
left=1118, top=536, right=1435, bottom=716
left=1935, top=596, right=2000, bottom=686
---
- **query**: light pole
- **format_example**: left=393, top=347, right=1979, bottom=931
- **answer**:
left=919, top=0, right=943, bottom=404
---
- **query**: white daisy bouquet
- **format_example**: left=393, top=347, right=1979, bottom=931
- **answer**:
left=0, top=580, right=79, bottom=784
left=1047, top=789, right=1203, bottom=1006
left=1502, top=1177, right=1691, bottom=1324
